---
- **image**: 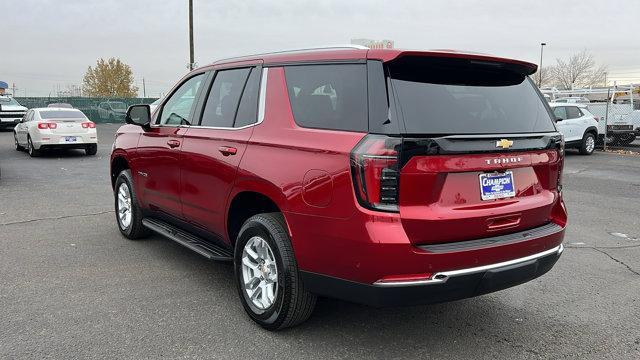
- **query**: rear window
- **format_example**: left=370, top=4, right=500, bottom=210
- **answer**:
left=387, top=57, right=555, bottom=134
left=39, top=110, right=86, bottom=119
left=284, top=64, right=367, bottom=132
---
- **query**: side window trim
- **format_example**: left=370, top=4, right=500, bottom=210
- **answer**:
left=193, top=65, right=267, bottom=130
left=234, top=65, right=264, bottom=128
left=257, top=67, right=269, bottom=126
left=155, top=71, right=208, bottom=127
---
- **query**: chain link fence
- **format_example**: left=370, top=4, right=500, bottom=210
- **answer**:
left=543, top=85, right=639, bottom=150
left=14, top=97, right=159, bottom=123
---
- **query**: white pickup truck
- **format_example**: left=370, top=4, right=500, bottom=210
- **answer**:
left=0, top=96, right=28, bottom=129
left=587, top=102, right=637, bottom=145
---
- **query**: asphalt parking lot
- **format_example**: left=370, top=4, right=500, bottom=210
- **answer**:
left=1, top=124, right=639, bottom=359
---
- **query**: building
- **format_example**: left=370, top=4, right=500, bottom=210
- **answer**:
left=350, top=38, right=395, bottom=49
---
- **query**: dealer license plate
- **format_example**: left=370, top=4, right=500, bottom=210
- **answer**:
left=479, top=171, right=516, bottom=201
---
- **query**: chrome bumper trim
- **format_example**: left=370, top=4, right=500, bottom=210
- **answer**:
left=374, top=244, right=564, bottom=288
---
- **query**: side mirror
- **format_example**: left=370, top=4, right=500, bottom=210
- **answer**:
left=125, top=105, right=151, bottom=129
left=555, top=116, right=564, bottom=122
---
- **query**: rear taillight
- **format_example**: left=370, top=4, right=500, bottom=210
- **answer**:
left=350, top=135, right=402, bottom=212
left=556, top=136, right=564, bottom=192
left=82, top=122, right=96, bottom=128
left=37, top=122, right=57, bottom=129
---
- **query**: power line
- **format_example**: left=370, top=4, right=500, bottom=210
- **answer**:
left=188, top=0, right=195, bottom=71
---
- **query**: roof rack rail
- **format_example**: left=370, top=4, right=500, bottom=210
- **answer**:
left=209, top=44, right=370, bottom=66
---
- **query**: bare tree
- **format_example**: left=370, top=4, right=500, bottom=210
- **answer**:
left=533, top=66, right=555, bottom=88
left=551, top=50, right=607, bottom=89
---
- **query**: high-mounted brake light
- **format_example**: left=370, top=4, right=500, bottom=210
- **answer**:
left=82, top=122, right=96, bottom=128
left=37, top=122, right=57, bottom=129
left=350, top=135, right=402, bottom=212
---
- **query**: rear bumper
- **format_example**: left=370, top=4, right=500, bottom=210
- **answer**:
left=302, top=244, right=563, bottom=307
left=33, top=133, right=98, bottom=149
left=39, top=143, right=97, bottom=151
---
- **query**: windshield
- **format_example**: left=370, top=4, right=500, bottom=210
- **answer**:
left=39, top=110, right=87, bottom=119
left=0, top=97, right=21, bottom=106
left=387, top=57, right=556, bottom=135
left=110, top=102, right=127, bottom=110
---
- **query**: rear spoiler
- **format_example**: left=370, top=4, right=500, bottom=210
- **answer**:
left=370, top=50, right=537, bottom=76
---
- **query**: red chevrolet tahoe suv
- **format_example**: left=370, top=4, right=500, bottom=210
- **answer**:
left=110, top=46, right=567, bottom=330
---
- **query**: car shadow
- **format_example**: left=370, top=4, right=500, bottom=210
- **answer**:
left=137, top=234, right=554, bottom=356
left=30, top=149, right=89, bottom=158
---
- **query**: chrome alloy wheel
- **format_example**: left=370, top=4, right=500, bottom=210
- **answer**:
left=585, top=136, right=595, bottom=153
left=241, top=236, right=279, bottom=310
left=117, top=183, right=132, bottom=229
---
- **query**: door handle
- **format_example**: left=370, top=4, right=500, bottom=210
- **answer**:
left=218, top=146, right=237, bottom=156
left=167, top=139, right=181, bottom=148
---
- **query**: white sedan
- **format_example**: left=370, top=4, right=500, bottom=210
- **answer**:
left=14, top=108, right=98, bottom=157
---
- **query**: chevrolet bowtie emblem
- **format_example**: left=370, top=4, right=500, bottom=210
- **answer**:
left=496, top=139, right=514, bottom=149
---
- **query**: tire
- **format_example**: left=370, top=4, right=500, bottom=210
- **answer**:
left=85, top=144, right=98, bottom=156
left=114, top=170, right=150, bottom=239
left=234, top=213, right=316, bottom=330
left=27, top=136, right=39, bottom=157
left=618, top=133, right=636, bottom=145
left=14, top=133, right=24, bottom=151
left=579, top=132, right=596, bottom=155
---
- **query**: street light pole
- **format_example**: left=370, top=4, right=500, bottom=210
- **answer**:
left=188, top=0, right=194, bottom=71
left=538, top=42, right=546, bottom=87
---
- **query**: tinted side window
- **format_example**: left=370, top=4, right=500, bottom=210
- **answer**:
left=158, top=74, right=204, bottom=125
left=234, top=68, right=261, bottom=128
left=553, top=106, right=567, bottom=120
left=566, top=106, right=581, bottom=119
left=284, top=64, right=367, bottom=132
left=200, top=68, right=251, bottom=128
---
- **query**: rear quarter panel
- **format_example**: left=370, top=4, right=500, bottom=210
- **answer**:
left=234, top=67, right=367, bottom=268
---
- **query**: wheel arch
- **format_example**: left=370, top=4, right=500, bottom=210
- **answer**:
left=584, top=126, right=598, bottom=138
left=226, top=181, right=289, bottom=247
left=110, top=154, right=130, bottom=189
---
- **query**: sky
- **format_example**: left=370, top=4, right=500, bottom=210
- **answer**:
left=2, top=0, right=639, bottom=97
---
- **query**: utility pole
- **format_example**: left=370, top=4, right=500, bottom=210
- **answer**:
left=538, top=42, right=546, bottom=87
left=142, top=77, right=147, bottom=98
left=188, top=0, right=194, bottom=71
